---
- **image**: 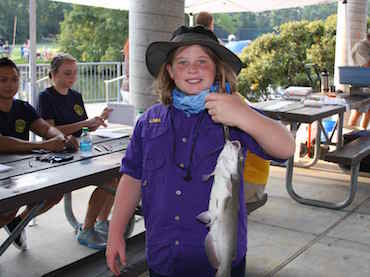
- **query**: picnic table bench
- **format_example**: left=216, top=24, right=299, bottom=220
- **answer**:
left=321, top=135, right=370, bottom=209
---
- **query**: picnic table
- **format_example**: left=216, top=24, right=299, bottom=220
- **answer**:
left=253, top=94, right=370, bottom=210
left=0, top=132, right=133, bottom=256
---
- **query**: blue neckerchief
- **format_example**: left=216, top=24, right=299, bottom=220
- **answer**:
left=172, top=88, right=211, bottom=116
left=171, top=83, right=230, bottom=116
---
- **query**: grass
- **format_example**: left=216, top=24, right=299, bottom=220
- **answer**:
left=9, top=42, right=60, bottom=64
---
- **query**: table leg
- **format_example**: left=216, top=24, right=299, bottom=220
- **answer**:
left=64, top=190, right=136, bottom=238
left=286, top=118, right=357, bottom=209
left=295, top=121, right=321, bottom=168
left=0, top=202, right=45, bottom=256
left=64, top=192, right=80, bottom=231
left=337, top=111, right=344, bottom=150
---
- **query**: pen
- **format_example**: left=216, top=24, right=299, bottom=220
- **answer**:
left=94, top=145, right=103, bottom=152
left=101, top=144, right=111, bottom=151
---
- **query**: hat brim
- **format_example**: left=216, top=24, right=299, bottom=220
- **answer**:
left=146, top=40, right=243, bottom=77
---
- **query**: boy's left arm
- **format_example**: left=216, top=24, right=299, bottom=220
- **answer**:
left=205, top=92, right=295, bottom=159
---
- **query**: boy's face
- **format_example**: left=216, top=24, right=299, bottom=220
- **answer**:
left=167, top=45, right=216, bottom=95
left=0, top=66, right=19, bottom=101
left=52, top=60, right=78, bottom=90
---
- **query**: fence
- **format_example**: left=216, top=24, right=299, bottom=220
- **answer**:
left=18, top=62, right=124, bottom=103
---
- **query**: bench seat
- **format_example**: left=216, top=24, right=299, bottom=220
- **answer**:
left=320, top=135, right=370, bottom=209
left=325, top=136, right=370, bottom=166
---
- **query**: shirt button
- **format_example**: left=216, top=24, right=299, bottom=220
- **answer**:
left=182, top=137, right=187, bottom=143
left=142, top=180, right=147, bottom=186
left=174, top=215, right=180, bottom=221
left=175, top=240, right=179, bottom=245
left=176, top=190, right=182, bottom=196
left=179, top=163, right=185, bottom=168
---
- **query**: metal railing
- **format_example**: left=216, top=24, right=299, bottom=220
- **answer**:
left=104, top=75, right=126, bottom=103
left=18, top=62, right=124, bottom=103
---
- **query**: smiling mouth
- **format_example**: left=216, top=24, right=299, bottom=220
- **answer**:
left=186, top=79, right=202, bottom=84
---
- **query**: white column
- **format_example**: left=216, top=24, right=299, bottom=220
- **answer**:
left=334, top=0, right=368, bottom=89
left=129, top=0, right=185, bottom=112
left=29, top=0, right=37, bottom=107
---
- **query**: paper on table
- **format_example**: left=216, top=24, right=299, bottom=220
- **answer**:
left=0, top=164, right=13, bottom=173
left=93, top=128, right=131, bottom=139
left=107, top=103, right=136, bottom=126
left=264, top=101, right=302, bottom=111
left=285, top=86, right=312, bottom=96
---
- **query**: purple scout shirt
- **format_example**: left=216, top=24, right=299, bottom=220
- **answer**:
left=120, top=103, right=280, bottom=276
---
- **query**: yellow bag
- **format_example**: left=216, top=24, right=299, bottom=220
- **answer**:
left=244, top=150, right=270, bottom=203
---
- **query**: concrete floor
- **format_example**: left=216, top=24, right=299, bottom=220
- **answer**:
left=1, top=160, right=370, bottom=277
left=1, top=104, right=370, bottom=276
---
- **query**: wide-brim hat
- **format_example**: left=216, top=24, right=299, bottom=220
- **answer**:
left=145, top=25, right=243, bottom=77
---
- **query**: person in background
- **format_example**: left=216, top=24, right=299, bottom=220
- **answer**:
left=195, top=11, right=224, bottom=45
left=195, top=11, right=215, bottom=31
left=37, top=53, right=116, bottom=250
left=120, top=38, right=130, bottom=104
left=0, top=57, right=78, bottom=250
left=106, top=25, right=295, bottom=277
left=348, top=29, right=370, bottom=129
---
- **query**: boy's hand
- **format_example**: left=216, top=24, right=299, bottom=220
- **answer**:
left=205, top=92, right=250, bottom=127
left=41, top=134, right=66, bottom=152
left=65, top=135, right=79, bottom=151
left=106, top=235, right=127, bottom=276
left=100, top=107, right=113, bottom=120
left=86, top=116, right=107, bottom=131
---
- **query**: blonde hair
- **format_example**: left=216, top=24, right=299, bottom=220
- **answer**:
left=154, top=45, right=237, bottom=105
left=49, top=53, right=76, bottom=79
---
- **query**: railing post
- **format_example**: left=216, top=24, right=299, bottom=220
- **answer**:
left=117, top=62, right=121, bottom=103
left=105, top=81, right=109, bottom=104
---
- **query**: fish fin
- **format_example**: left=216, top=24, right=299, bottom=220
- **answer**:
left=196, top=211, right=212, bottom=225
left=205, top=233, right=220, bottom=269
left=202, top=171, right=215, bottom=181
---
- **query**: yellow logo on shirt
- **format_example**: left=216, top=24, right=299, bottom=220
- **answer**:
left=15, top=119, right=26, bottom=134
left=73, top=104, right=84, bottom=116
left=149, top=118, right=161, bottom=124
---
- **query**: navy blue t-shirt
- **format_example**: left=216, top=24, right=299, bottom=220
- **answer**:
left=38, top=87, right=88, bottom=137
left=0, top=99, right=40, bottom=140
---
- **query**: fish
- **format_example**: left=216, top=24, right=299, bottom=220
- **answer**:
left=197, top=139, right=243, bottom=277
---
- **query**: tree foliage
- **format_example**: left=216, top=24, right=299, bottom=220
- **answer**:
left=0, top=0, right=70, bottom=44
left=238, top=16, right=338, bottom=102
left=58, top=6, right=128, bottom=62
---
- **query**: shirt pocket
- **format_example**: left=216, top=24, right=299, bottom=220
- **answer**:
left=141, top=123, right=169, bottom=215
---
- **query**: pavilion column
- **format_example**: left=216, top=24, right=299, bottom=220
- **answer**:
left=29, top=0, right=37, bottom=107
left=334, top=0, right=368, bottom=89
left=129, top=0, right=185, bottom=113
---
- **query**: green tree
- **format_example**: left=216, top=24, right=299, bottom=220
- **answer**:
left=238, top=17, right=338, bottom=101
left=58, top=6, right=128, bottom=62
left=214, top=14, right=241, bottom=35
left=0, top=0, right=69, bottom=44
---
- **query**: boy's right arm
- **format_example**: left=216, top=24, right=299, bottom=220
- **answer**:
left=0, top=133, right=66, bottom=153
left=106, top=174, right=141, bottom=276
